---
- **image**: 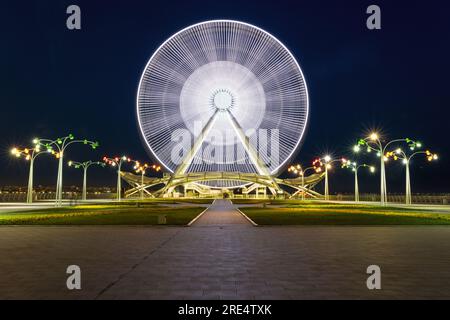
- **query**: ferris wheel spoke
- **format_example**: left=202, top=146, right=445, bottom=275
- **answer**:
left=174, top=110, right=219, bottom=176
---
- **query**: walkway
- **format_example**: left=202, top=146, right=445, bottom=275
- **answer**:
left=191, top=199, right=252, bottom=227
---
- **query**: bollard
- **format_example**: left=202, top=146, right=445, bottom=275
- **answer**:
left=158, top=215, right=167, bottom=225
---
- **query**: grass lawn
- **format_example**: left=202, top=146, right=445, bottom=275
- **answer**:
left=0, top=204, right=204, bottom=225
left=170, top=198, right=214, bottom=204
left=229, top=199, right=270, bottom=205
left=240, top=205, right=450, bottom=225
left=108, top=198, right=214, bottom=205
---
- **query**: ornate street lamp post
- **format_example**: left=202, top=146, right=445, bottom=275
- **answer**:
left=288, top=164, right=316, bottom=200
left=386, top=148, right=438, bottom=205
left=103, top=156, right=131, bottom=201
left=342, top=159, right=375, bottom=202
left=11, top=145, right=55, bottom=203
left=131, top=161, right=161, bottom=200
left=68, top=160, right=105, bottom=201
left=355, top=133, right=420, bottom=205
left=132, top=161, right=149, bottom=200
left=34, top=135, right=99, bottom=206
left=315, top=155, right=345, bottom=201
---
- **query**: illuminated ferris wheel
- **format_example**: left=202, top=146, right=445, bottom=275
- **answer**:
left=137, top=20, right=309, bottom=188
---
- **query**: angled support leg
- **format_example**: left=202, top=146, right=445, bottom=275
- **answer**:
left=226, top=110, right=283, bottom=194
left=160, top=110, right=220, bottom=196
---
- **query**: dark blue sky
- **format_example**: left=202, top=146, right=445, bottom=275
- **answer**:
left=1, top=0, right=449, bottom=193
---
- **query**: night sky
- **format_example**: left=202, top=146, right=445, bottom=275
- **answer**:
left=1, top=0, right=449, bottom=194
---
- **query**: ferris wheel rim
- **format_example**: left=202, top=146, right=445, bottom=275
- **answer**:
left=136, top=19, right=310, bottom=175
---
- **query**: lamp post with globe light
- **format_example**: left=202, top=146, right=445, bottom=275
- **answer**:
left=103, top=156, right=132, bottom=201
left=11, top=145, right=55, bottom=203
left=287, top=164, right=317, bottom=200
left=385, top=148, right=438, bottom=205
left=68, top=160, right=105, bottom=201
left=342, top=159, right=375, bottom=202
left=354, top=133, right=421, bottom=205
left=33, top=135, right=99, bottom=206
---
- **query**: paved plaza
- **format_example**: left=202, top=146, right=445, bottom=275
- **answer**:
left=0, top=200, right=450, bottom=299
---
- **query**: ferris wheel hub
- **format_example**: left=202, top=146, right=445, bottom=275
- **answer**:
left=212, top=89, right=234, bottom=111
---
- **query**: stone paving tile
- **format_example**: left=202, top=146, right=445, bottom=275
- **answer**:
left=1, top=200, right=450, bottom=299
